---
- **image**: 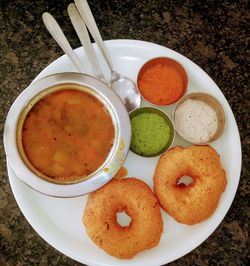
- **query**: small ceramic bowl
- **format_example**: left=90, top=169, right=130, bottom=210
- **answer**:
left=129, top=106, right=175, bottom=157
left=4, top=72, right=131, bottom=197
left=172, top=92, right=227, bottom=144
left=137, top=57, right=189, bottom=106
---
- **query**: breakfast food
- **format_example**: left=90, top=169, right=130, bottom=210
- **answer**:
left=19, top=86, right=114, bottom=183
left=130, top=107, right=174, bottom=157
left=137, top=57, right=188, bottom=105
left=154, top=145, right=227, bottom=225
left=83, top=178, right=163, bottom=259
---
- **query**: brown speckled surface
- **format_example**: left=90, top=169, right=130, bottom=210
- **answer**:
left=0, top=0, right=249, bottom=265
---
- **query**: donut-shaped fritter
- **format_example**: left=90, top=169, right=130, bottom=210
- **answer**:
left=154, top=145, right=227, bottom=225
left=83, top=178, right=163, bottom=259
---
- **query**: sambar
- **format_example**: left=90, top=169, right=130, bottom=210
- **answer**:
left=17, top=84, right=115, bottom=183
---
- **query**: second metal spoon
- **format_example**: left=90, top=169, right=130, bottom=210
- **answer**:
left=68, top=3, right=106, bottom=83
left=75, top=0, right=141, bottom=112
left=42, top=12, right=85, bottom=73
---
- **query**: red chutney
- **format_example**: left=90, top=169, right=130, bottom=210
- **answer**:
left=138, top=61, right=187, bottom=105
left=21, top=89, right=114, bottom=181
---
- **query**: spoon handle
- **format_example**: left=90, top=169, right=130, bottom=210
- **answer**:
left=67, top=3, right=106, bottom=82
left=42, top=12, right=85, bottom=73
left=74, top=0, right=114, bottom=72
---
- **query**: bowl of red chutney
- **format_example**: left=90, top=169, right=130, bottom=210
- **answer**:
left=137, top=57, right=189, bottom=106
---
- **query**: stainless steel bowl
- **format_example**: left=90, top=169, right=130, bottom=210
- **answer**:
left=129, top=106, right=175, bottom=157
left=4, top=72, right=131, bottom=197
left=172, top=92, right=227, bottom=144
left=137, top=57, right=189, bottom=106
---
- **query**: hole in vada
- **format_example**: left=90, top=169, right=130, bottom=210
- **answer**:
left=176, top=175, right=194, bottom=187
left=116, top=210, right=132, bottom=227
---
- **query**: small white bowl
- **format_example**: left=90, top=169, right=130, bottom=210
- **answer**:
left=4, top=72, right=131, bottom=197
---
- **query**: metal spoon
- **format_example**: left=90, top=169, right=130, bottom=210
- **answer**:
left=42, top=12, right=85, bottom=73
left=74, top=0, right=141, bottom=112
left=67, top=3, right=107, bottom=82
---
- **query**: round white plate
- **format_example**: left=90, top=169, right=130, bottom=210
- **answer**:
left=7, top=40, right=241, bottom=266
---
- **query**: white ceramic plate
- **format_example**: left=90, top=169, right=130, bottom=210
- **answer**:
left=7, top=40, right=241, bottom=266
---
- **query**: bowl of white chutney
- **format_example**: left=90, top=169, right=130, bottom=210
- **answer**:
left=172, top=92, right=227, bottom=144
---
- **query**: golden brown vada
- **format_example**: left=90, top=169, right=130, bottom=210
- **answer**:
left=154, top=145, right=227, bottom=225
left=83, top=178, right=163, bottom=259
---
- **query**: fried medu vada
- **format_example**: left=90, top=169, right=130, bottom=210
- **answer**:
left=83, top=178, right=163, bottom=259
left=154, top=145, right=227, bottom=225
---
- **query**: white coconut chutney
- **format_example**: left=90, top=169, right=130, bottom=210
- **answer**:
left=174, top=99, right=218, bottom=143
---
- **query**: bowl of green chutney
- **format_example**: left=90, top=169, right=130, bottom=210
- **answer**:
left=129, top=107, right=175, bottom=157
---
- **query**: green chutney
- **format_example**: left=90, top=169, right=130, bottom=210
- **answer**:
left=130, top=111, right=172, bottom=156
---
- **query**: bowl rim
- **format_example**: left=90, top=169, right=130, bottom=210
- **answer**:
left=129, top=106, right=175, bottom=157
left=136, top=56, right=189, bottom=106
left=3, top=72, right=131, bottom=197
left=172, top=92, right=227, bottom=144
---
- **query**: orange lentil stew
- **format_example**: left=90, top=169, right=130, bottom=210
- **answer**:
left=19, top=87, right=115, bottom=183
left=138, top=58, right=188, bottom=105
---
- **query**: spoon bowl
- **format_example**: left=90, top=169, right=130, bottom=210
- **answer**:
left=111, top=73, right=141, bottom=112
left=74, top=0, right=141, bottom=112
